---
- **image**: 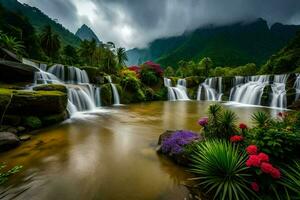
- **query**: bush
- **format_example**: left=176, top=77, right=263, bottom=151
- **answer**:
left=140, top=69, right=159, bottom=86
left=279, top=161, right=300, bottom=198
left=23, top=116, right=42, bottom=129
left=189, top=140, right=256, bottom=200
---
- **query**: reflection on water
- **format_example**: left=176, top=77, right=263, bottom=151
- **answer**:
left=0, top=101, right=275, bottom=200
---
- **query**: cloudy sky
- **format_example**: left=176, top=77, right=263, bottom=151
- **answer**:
left=18, top=0, right=300, bottom=49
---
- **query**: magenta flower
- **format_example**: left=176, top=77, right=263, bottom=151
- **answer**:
left=198, top=117, right=208, bottom=127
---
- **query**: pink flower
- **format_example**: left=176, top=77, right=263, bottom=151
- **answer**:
left=271, top=167, right=281, bottom=179
left=246, top=155, right=261, bottom=167
left=261, top=162, right=273, bottom=174
left=246, top=145, right=258, bottom=155
left=257, top=153, right=269, bottom=162
left=230, top=135, right=243, bottom=142
left=251, top=182, right=259, bottom=192
left=239, top=123, right=247, bottom=129
left=198, top=117, right=208, bottom=127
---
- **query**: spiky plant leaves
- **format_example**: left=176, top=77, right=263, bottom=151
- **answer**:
left=251, top=112, right=270, bottom=128
left=189, top=140, right=257, bottom=200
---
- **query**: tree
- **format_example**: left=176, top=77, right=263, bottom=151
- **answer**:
left=116, top=47, right=128, bottom=67
left=164, top=66, right=175, bottom=77
left=0, top=33, right=25, bottom=55
left=199, top=57, right=213, bottom=77
left=40, top=25, right=61, bottom=59
left=63, top=45, right=78, bottom=65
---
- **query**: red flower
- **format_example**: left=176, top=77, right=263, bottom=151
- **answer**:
left=271, top=167, right=281, bottom=179
left=261, top=162, right=273, bottom=174
left=278, top=112, right=283, bottom=117
left=246, top=145, right=258, bottom=155
left=257, top=153, right=269, bottom=162
left=239, top=123, right=247, bottom=129
left=246, top=155, right=261, bottom=167
left=251, top=182, right=259, bottom=192
left=230, top=135, right=243, bottom=142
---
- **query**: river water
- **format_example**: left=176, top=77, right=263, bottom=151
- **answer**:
left=0, top=101, right=275, bottom=200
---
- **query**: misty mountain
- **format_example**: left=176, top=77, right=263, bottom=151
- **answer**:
left=127, top=19, right=300, bottom=68
left=75, top=24, right=101, bottom=43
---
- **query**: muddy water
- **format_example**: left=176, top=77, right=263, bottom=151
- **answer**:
left=0, top=101, right=274, bottom=200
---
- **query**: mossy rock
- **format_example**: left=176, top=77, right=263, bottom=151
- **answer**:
left=187, top=87, right=198, bottom=100
left=100, top=84, right=113, bottom=106
left=23, top=116, right=42, bottom=129
left=261, top=85, right=272, bottom=106
left=41, top=112, right=67, bottom=126
left=222, top=76, right=235, bottom=98
left=33, top=84, right=67, bottom=93
left=185, top=76, right=206, bottom=88
left=153, top=87, right=168, bottom=101
left=0, top=89, right=68, bottom=116
left=286, top=88, right=296, bottom=106
left=81, top=67, right=107, bottom=84
left=121, top=87, right=145, bottom=104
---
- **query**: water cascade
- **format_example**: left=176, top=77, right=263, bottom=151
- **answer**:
left=294, top=74, right=300, bottom=100
left=164, top=78, right=190, bottom=101
left=229, top=75, right=270, bottom=105
left=106, top=76, right=120, bottom=105
left=33, top=64, right=101, bottom=115
left=197, top=77, right=223, bottom=101
left=270, top=74, right=289, bottom=108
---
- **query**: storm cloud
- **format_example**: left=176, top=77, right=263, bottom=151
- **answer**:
left=18, top=0, right=300, bottom=49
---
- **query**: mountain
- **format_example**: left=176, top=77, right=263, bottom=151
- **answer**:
left=0, top=0, right=81, bottom=47
left=127, top=19, right=300, bottom=68
left=260, top=31, right=300, bottom=74
left=75, top=24, right=101, bottom=43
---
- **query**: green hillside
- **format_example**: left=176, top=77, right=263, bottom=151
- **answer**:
left=127, top=19, right=300, bottom=68
left=0, top=0, right=81, bottom=47
left=260, top=31, right=300, bottom=74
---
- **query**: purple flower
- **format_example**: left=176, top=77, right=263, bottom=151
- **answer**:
left=198, top=117, right=208, bottom=127
left=161, top=130, right=200, bottom=155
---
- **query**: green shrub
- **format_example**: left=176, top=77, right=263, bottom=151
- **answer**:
left=189, top=140, right=256, bottom=200
left=140, top=69, right=159, bottom=86
left=23, top=116, right=42, bottom=129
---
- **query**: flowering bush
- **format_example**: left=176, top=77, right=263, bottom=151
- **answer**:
left=143, top=61, right=164, bottom=77
left=239, top=123, right=248, bottom=129
left=230, top=135, right=243, bottom=142
left=161, top=130, right=200, bottom=155
left=246, top=145, right=258, bottom=155
left=251, top=182, right=259, bottom=192
left=198, top=117, right=208, bottom=127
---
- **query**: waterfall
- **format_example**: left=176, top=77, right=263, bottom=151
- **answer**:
left=47, top=64, right=89, bottom=83
left=33, top=64, right=101, bottom=115
left=106, top=76, right=121, bottom=105
left=270, top=74, right=289, bottom=108
left=164, top=78, right=190, bottom=101
left=294, top=74, right=300, bottom=100
left=230, top=75, right=270, bottom=105
left=197, top=77, right=223, bottom=101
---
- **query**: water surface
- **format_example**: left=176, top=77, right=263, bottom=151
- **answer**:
left=0, top=101, right=275, bottom=200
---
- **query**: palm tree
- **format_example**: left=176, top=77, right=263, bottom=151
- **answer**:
left=40, top=25, right=61, bottom=58
left=0, top=34, right=25, bottom=55
left=116, top=47, right=128, bottom=67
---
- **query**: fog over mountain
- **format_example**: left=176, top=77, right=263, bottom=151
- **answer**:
left=19, top=0, right=300, bottom=49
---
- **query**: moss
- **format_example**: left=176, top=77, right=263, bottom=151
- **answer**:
left=23, top=116, right=42, bottom=129
left=41, top=112, right=67, bottom=126
left=0, top=89, right=68, bottom=116
left=81, top=67, right=107, bottom=84
left=185, top=76, right=206, bottom=88
left=100, top=84, right=113, bottom=106
left=33, top=84, right=67, bottom=93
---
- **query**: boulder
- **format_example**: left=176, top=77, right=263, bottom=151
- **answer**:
left=19, top=135, right=31, bottom=141
left=33, top=84, right=67, bottom=93
left=0, top=132, right=20, bottom=151
left=0, top=89, right=68, bottom=116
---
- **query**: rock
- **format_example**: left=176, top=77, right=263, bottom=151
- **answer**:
left=0, top=132, right=20, bottom=151
left=288, top=99, right=300, bottom=110
left=158, top=130, right=175, bottom=145
left=17, top=126, right=26, bottom=133
left=6, top=127, right=18, bottom=134
left=100, top=83, right=113, bottom=106
left=0, top=89, right=68, bottom=116
left=33, top=84, right=67, bottom=93
left=19, top=135, right=31, bottom=141
left=81, top=67, right=107, bottom=84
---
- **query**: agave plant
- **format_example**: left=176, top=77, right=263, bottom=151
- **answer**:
left=189, top=140, right=256, bottom=200
left=207, top=104, right=222, bottom=121
left=278, top=161, right=300, bottom=199
left=219, top=110, right=238, bottom=138
left=251, top=112, right=271, bottom=128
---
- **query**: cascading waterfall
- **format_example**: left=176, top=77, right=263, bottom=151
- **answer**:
left=294, top=74, right=300, bottom=100
left=164, top=78, right=190, bottom=101
left=197, top=77, right=223, bottom=101
left=230, top=75, right=270, bottom=105
left=33, top=64, right=101, bottom=115
left=270, top=74, right=289, bottom=108
left=106, top=76, right=120, bottom=105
